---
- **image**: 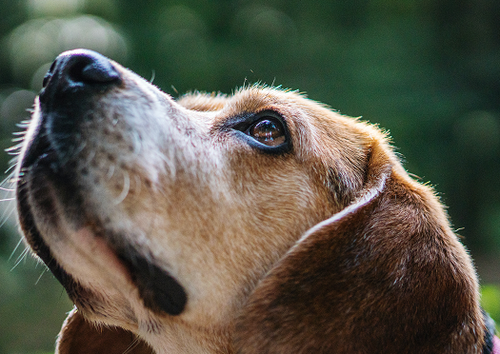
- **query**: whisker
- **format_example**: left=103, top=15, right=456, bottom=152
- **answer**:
left=131, top=130, right=142, bottom=155
left=8, top=238, right=24, bottom=262
left=5, top=143, right=23, bottom=153
left=271, top=76, right=277, bottom=88
left=0, top=198, right=15, bottom=202
left=0, top=205, right=16, bottom=229
left=35, top=267, right=48, bottom=285
left=4, top=162, right=18, bottom=173
left=11, top=247, right=31, bottom=271
left=123, top=336, right=142, bottom=354
left=114, top=170, right=130, bottom=205
left=73, top=140, right=87, bottom=156
left=85, top=148, right=96, bottom=166
left=159, top=151, right=176, bottom=180
left=106, top=163, right=115, bottom=180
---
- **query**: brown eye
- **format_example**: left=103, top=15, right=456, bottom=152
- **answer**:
left=230, top=110, right=291, bottom=153
left=249, top=118, right=286, bottom=146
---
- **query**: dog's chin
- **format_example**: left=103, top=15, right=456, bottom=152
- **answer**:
left=16, top=145, right=188, bottom=318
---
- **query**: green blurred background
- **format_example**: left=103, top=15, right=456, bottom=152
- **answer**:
left=0, top=0, right=499, bottom=353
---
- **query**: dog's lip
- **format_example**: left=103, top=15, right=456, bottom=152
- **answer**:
left=63, top=227, right=133, bottom=285
left=16, top=164, right=77, bottom=293
left=18, top=156, right=187, bottom=316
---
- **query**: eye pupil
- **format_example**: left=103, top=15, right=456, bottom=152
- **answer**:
left=250, top=118, right=286, bottom=146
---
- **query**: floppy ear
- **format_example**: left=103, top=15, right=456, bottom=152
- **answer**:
left=235, top=140, right=485, bottom=354
left=56, top=307, right=154, bottom=354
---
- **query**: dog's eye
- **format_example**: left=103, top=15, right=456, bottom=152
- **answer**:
left=248, top=118, right=286, bottom=147
left=229, top=111, right=291, bottom=153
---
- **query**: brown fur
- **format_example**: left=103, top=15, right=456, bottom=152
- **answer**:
left=16, top=50, right=484, bottom=353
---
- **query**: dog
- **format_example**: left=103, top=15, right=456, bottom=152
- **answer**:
left=14, top=49, right=499, bottom=354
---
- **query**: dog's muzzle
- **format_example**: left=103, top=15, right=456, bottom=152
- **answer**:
left=21, top=49, right=121, bottom=171
left=16, top=50, right=187, bottom=316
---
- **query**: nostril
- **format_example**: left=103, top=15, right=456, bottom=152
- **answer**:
left=67, top=59, right=93, bottom=84
left=42, top=73, right=52, bottom=88
left=42, top=60, right=57, bottom=88
left=81, top=59, right=120, bottom=83
left=65, top=50, right=121, bottom=85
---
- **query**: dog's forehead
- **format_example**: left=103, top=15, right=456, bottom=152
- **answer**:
left=178, top=87, right=314, bottom=121
left=174, top=86, right=375, bottom=167
left=175, top=87, right=349, bottom=153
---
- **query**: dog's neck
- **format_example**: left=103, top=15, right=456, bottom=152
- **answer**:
left=144, top=321, right=233, bottom=354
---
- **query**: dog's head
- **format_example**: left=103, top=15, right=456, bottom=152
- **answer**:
left=15, top=50, right=486, bottom=353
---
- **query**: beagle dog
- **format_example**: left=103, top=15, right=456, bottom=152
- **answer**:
left=15, top=49, right=499, bottom=354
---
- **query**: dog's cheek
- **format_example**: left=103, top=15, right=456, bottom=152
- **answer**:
left=221, top=158, right=332, bottom=268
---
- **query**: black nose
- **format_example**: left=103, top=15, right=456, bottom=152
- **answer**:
left=42, top=49, right=121, bottom=95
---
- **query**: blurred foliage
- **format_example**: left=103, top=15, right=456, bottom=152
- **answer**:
left=0, top=0, right=499, bottom=352
left=482, top=284, right=500, bottom=333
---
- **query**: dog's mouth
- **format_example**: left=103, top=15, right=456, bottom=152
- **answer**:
left=16, top=146, right=79, bottom=294
left=16, top=51, right=187, bottom=318
left=17, top=128, right=187, bottom=317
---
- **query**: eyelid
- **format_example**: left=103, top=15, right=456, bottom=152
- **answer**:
left=232, top=110, right=286, bottom=132
left=227, top=110, right=292, bottom=154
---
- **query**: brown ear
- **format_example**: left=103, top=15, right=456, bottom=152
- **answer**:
left=56, top=307, right=154, bottom=354
left=235, top=142, right=485, bottom=354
